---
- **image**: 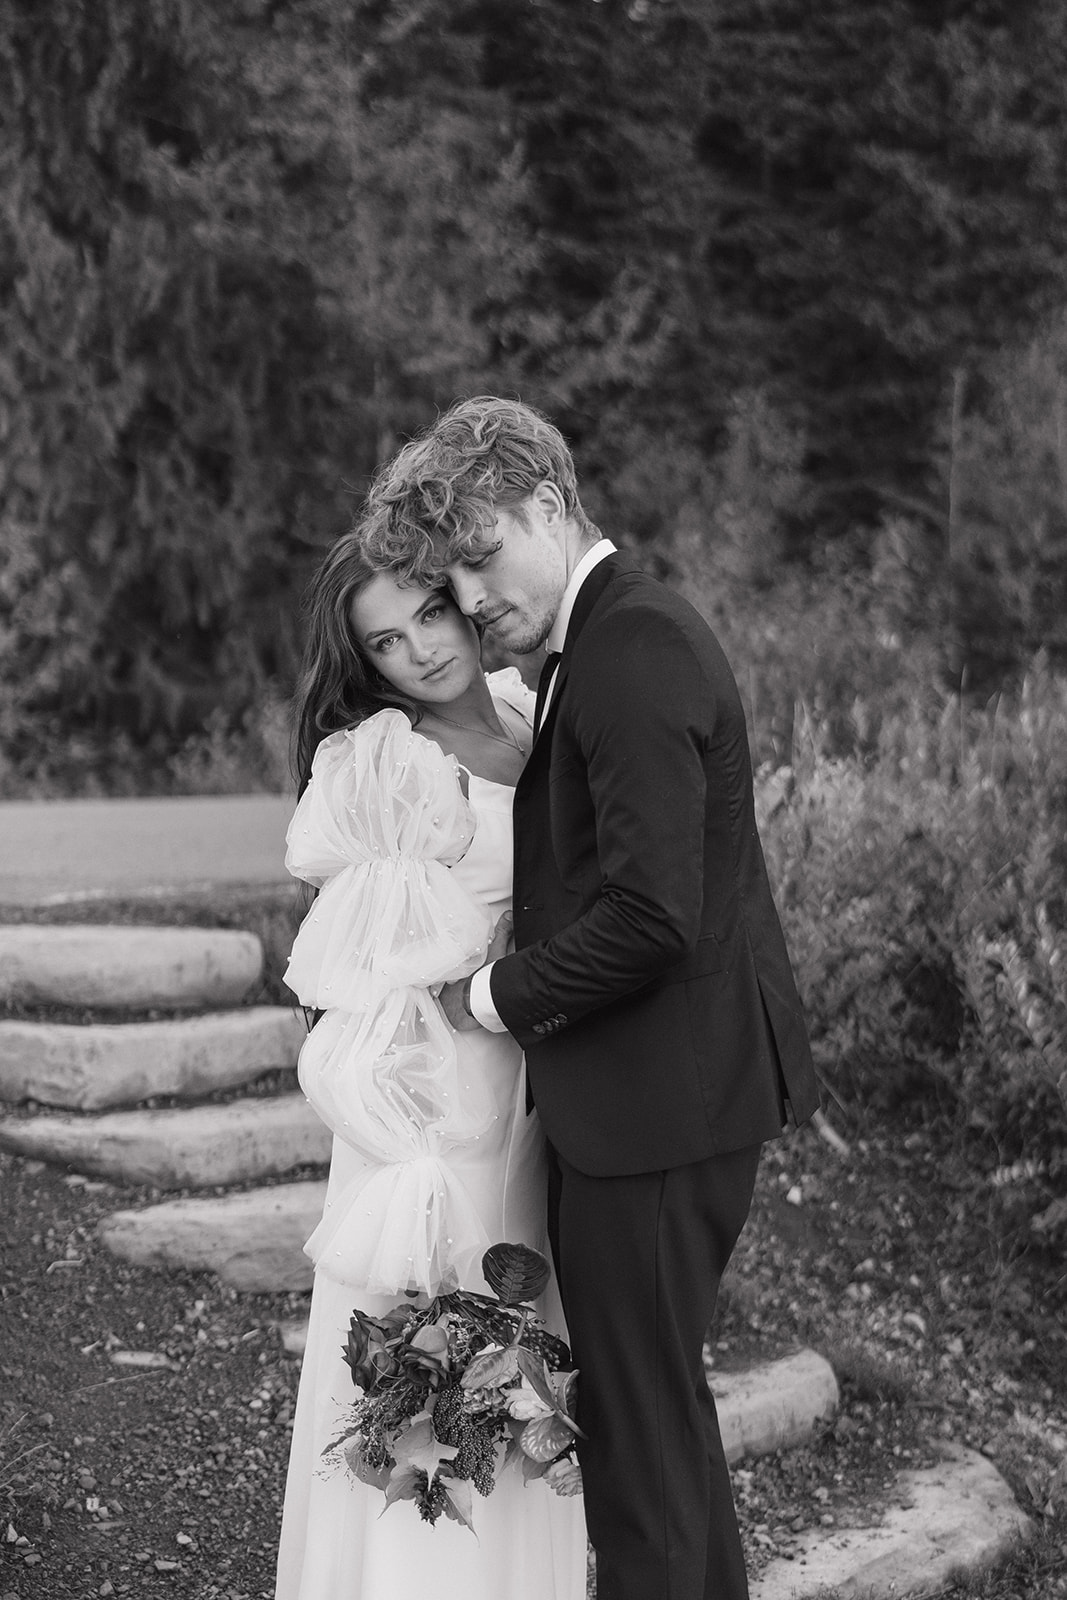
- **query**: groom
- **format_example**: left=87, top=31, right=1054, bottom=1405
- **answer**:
left=364, top=397, right=819, bottom=1600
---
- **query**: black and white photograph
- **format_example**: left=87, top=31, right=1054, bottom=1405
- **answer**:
left=2, top=4, right=1066, bottom=1599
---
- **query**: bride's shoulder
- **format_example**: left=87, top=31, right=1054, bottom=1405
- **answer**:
left=309, top=708, right=401, bottom=767
left=310, top=708, right=459, bottom=788
left=485, top=665, right=536, bottom=723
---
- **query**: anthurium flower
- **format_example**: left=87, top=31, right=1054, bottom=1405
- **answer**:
left=544, top=1458, right=583, bottom=1497
left=460, top=1342, right=519, bottom=1390
left=521, top=1411, right=580, bottom=1462
left=506, top=1378, right=554, bottom=1422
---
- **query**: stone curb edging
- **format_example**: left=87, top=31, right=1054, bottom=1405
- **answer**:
left=750, top=1443, right=1032, bottom=1599
left=710, top=1348, right=839, bottom=1466
left=0, top=1094, right=330, bottom=1188
left=0, top=1006, right=307, bottom=1110
left=98, top=1180, right=327, bottom=1292
left=0, top=924, right=263, bottom=1009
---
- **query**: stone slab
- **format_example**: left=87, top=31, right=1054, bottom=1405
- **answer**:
left=98, top=1180, right=327, bottom=1292
left=0, top=1093, right=330, bottom=1188
left=0, top=1006, right=307, bottom=1110
left=710, top=1348, right=839, bottom=1465
left=0, top=925, right=263, bottom=1009
left=751, top=1445, right=1032, bottom=1599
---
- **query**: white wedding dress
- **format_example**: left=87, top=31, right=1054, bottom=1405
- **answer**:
left=275, top=671, right=587, bottom=1600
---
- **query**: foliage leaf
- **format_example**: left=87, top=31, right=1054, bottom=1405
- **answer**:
left=459, top=1345, right=519, bottom=1391
left=482, top=1243, right=550, bottom=1306
left=440, top=1472, right=476, bottom=1532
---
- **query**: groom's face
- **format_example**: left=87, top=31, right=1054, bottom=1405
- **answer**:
left=442, top=485, right=567, bottom=655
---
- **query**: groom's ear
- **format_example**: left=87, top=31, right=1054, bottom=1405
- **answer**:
left=530, top=480, right=565, bottom=525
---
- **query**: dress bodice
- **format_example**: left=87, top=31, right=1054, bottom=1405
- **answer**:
left=452, top=774, right=515, bottom=922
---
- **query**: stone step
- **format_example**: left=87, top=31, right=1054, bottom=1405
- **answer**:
left=98, top=1180, right=327, bottom=1292
left=750, top=1444, right=1032, bottom=1599
left=0, top=1093, right=330, bottom=1188
left=0, top=1006, right=307, bottom=1110
left=0, top=924, right=263, bottom=1010
left=709, top=1348, right=839, bottom=1465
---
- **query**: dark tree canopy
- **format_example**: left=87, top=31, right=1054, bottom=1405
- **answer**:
left=1, top=0, right=1065, bottom=784
left=695, top=0, right=1067, bottom=528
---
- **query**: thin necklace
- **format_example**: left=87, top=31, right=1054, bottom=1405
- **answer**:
left=424, top=707, right=526, bottom=755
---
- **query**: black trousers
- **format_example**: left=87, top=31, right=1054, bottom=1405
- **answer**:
left=547, top=1142, right=761, bottom=1600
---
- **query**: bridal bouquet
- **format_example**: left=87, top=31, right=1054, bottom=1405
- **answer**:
left=327, top=1243, right=583, bottom=1531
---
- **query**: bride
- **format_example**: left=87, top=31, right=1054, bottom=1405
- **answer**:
left=274, top=528, right=587, bottom=1599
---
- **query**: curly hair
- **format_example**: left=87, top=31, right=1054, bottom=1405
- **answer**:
left=362, top=396, right=595, bottom=583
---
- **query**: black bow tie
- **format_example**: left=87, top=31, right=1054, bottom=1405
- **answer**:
left=533, top=651, right=562, bottom=732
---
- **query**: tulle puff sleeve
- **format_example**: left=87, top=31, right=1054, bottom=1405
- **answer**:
left=282, top=712, right=499, bottom=1297
left=284, top=711, right=493, bottom=1010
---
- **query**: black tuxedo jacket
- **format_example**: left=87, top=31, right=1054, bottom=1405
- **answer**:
left=489, top=551, right=820, bottom=1176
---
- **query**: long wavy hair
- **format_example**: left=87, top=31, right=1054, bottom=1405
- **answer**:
left=291, top=526, right=422, bottom=796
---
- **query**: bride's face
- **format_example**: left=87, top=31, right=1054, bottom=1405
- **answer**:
left=351, top=573, right=483, bottom=705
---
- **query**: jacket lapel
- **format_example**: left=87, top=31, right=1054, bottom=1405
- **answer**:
left=529, top=549, right=639, bottom=753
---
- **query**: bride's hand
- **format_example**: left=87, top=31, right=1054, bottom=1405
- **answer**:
left=488, top=911, right=513, bottom=961
left=437, top=916, right=514, bottom=1032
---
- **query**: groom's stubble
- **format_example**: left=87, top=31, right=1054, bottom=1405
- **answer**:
left=442, top=490, right=581, bottom=655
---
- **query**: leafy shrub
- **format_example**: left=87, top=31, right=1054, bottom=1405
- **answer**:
left=165, top=693, right=293, bottom=796
left=759, top=657, right=1067, bottom=1244
left=668, top=513, right=945, bottom=769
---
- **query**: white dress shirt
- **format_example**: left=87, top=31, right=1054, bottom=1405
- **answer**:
left=469, top=539, right=616, bottom=1033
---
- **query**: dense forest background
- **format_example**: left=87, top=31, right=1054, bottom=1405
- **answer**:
left=2, top=0, right=1067, bottom=791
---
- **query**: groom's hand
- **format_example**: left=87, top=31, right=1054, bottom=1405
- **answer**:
left=438, top=976, right=482, bottom=1032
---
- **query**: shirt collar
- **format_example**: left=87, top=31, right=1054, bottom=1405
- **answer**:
left=546, top=539, right=616, bottom=655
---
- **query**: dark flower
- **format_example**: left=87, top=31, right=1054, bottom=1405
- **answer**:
left=398, top=1323, right=451, bottom=1390
left=343, top=1309, right=399, bottom=1393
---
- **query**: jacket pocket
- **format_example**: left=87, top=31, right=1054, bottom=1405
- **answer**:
left=649, top=934, right=724, bottom=990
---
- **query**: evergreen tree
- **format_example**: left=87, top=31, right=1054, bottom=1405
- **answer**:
left=0, top=0, right=523, bottom=783
left=1, top=0, right=352, bottom=775
left=695, top=0, right=1067, bottom=534
left=354, top=0, right=724, bottom=538
left=941, top=316, right=1067, bottom=681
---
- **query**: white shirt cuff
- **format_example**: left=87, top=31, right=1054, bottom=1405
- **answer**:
left=469, top=963, right=508, bottom=1032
